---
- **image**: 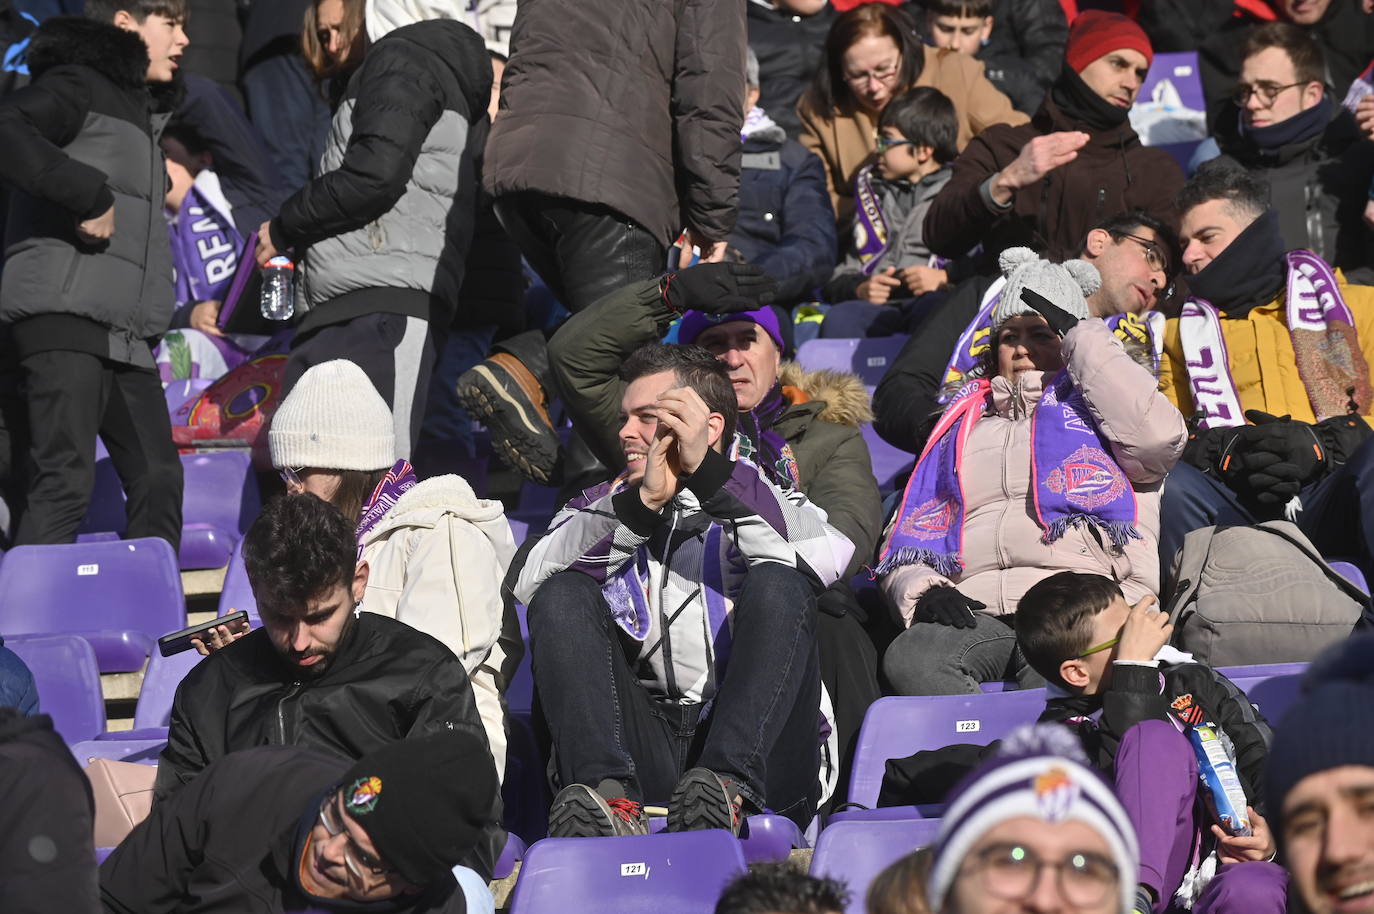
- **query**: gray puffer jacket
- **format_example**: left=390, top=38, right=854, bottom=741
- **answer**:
left=0, top=17, right=174, bottom=367
left=269, top=18, right=492, bottom=333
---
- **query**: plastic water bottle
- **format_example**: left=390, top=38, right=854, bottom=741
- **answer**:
left=260, top=255, right=295, bottom=321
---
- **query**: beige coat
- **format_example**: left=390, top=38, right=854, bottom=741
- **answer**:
left=880, top=320, right=1186, bottom=625
left=359, top=474, right=521, bottom=780
left=798, top=45, right=1027, bottom=225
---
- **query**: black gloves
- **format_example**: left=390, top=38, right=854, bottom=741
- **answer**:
left=1313, top=413, right=1373, bottom=467
left=1220, top=410, right=1326, bottom=506
left=1020, top=287, right=1081, bottom=337
left=662, top=262, right=778, bottom=315
left=1180, top=420, right=1240, bottom=476
left=913, top=584, right=986, bottom=629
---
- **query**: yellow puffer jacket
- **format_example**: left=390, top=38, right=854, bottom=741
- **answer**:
left=1158, top=272, right=1374, bottom=424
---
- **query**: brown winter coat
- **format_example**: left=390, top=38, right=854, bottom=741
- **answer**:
left=922, top=95, right=1183, bottom=264
left=797, top=45, right=1027, bottom=227
left=483, top=0, right=745, bottom=247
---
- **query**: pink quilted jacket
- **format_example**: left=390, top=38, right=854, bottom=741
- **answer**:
left=880, top=320, right=1187, bottom=626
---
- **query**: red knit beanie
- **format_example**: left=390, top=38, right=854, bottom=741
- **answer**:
left=1065, top=10, right=1153, bottom=73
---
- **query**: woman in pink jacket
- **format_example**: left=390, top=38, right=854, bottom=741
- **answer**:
left=877, top=249, right=1186, bottom=695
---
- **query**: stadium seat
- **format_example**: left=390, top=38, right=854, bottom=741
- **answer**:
left=0, top=538, right=185, bottom=672
left=494, top=833, right=527, bottom=881
left=1328, top=560, right=1368, bottom=594
left=795, top=336, right=908, bottom=394
left=131, top=647, right=205, bottom=730
left=508, top=830, right=747, bottom=914
left=7, top=634, right=105, bottom=744
left=861, top=424, right=913, bottom=495
left=848, top=690, right=1047, bottom=810
left=71, top=736, right=166, bottom=765
left=215, top=538, right=259, bottom=621
left=1219, top=661, right=1308, bottom=722
left=811, top=817, right=943, bottom=914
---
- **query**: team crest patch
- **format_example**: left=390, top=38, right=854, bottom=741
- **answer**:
left=346, top=776, right=383, bottom=815
left=899, top=497, right=957, bottom=541
left=1045, top=445, right=1128, bottom=511
left=1033, top=766, right=1079, bottom=823
left=1170, top=693, right=1205, bottom=726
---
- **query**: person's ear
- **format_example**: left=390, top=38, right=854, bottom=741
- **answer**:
left=111, top=9, right=137, bottom=31
left=1083, top=228, right=1111, bottom=259
left=916, top=144, right=935, bottom=164
left=1059, top=658, right=1091, bottom=690
left=353, top=560, right=370, bottom=603
left=979, top=16, right=994, bottom=43
left=1300, top=81, right=1323, bottom=110
left=706, top=412, right=726, bottom=451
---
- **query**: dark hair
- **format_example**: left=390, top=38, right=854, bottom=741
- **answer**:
left=84, top=0, right=186, bottom=22
left=329, top=469, right=389, bottom=528
left=1081, top=209, right=1182, bottom=280
left=714, top=864, right=849, bottom=914
left=1243, top=21, right=1325, bottom=87
left=1015, top=572, right=1125, bottom=689
left=926, top=0, right=993, bottom=18
left=242, top=494, right=358, bottom=617
left=804, top=3, right=924, bottom=116
left=1176, top=159, right=1270, bottom=224
left=621, top=343, right=739, bottom=446
left=160, top=119, right=210, bottom=158
left=867, top=846, right=934, bottom=914
left=879, top=87, right=959, bottom=164
left=301, top=0, right=368, bottom=82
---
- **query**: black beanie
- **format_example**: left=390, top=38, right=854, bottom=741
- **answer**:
left=1266, top=633, right=1374, bottom=838
left=338, top=728, right=498, bottom=887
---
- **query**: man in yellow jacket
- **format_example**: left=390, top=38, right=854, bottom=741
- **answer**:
left=1157, top=161, right=1374, bottom=568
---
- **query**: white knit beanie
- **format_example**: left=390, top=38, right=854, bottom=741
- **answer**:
left=991, top=247, right=1101, bottom=329
left=269, top=360, right=395, bottom=471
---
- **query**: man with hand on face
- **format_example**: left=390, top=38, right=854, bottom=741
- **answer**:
left=924, top=11, right=1183, bottom=266
left=1157, top=161, right=1374, bottom=570
left=102, top=730, right=500, bottom=914
left=154, top=493, right=501, bottom=875
left=513, top=343, right=853, bottom=838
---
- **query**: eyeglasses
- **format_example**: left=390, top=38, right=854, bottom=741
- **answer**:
left=1076, top=635, right=1121, bottom=659
left=1111, top=231, right=1168, bottom=274
left=875, top=136, right=915, bottom=153
left=966, top=842, right=1120, bottom=907
left=279, top=466, right=306, bottom=488
left=318, top=793, right=396, bottom=882
left=1232, top=80, right=1305, bottom=107
left=844, top=58, right=901, bottom=87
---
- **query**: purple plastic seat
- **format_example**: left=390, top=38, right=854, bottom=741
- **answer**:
left=71, top=736, right=166, bottom=765
left=0, top=538, right=185, bottom=672
left=132, top=648, right=205, bottom=730
left=861, top=424, right=913, bottom=495
left=1328, top=561, right=1368, bottom=594
left=828, top=805, right=944, bottom=824
left=1220, top=664, right=1306, bottom=722
left=6, top=634, right=105, bottom=744
left=215, top=538, right=260, bottom=621
left=643, top=813, right=805, bottom=863
left=795, top=336, right=908, bottom=394
left=509, top=830, right=747, bottom=914
left=494, top=833, right=527, bottom=881
left=811, top=817, right=943, bottom=913
left=849, top=690, right=1047, bottom=810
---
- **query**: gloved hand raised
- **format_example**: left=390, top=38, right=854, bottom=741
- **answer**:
left=913, top=584, right=986, bottom=629
left=1220, top=410, right=1326, bottom=506
left=662, top=262, right=778, bottom=315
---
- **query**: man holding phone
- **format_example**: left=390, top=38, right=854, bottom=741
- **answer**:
left=154, top=493, right=502, bottom=876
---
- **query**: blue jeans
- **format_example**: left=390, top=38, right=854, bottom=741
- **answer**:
left=1159, top=435, right=1374, bottom=574
left=421, top=324, right=498, bottom=456
left=527, top=564, right=822, bottom=825
left=882, top=613, right=1044, bottom=695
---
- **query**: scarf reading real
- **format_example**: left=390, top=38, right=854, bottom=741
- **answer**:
left=877, top=375, right=1139, bottom=578
left=355, top=459, right=418, bottom=546
left=1180, top=250, right=1373, bottom=428
left=939, top=278, right=1164, bottom=404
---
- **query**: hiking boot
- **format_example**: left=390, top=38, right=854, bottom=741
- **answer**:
left=456, top=352, right=559, bottom=483
left=547, top=783, right=649, bottom=838
left=665, top=767, right=745, bottom=837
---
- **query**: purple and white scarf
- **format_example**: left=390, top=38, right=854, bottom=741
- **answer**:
left=877, top=375, right=1139, bottom=578
left=852, top=164, right=890, bottom=276
left=168, top=173, right=241, bottom=307
left=355, top=459, right=418, bottom=548
left=1180, top=250, right=1372, bottom=428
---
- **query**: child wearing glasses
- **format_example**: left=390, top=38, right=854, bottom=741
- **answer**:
left=1012, top=571, right=1287, bottom=914
left=820, top=87, right=970, bottom=338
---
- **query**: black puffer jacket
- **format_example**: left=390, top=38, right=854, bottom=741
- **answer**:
left=0, top=16, right=174, bottom=368
left=747, top=0, right=835, bottom=140
left=485, top=0, right=746, bottom=246
left=1212, top=98, right=1374, bottom=282
left=269, top=20, right=493, bottom=334
left=103, top=746, right=477, bottom=914
left=976, top=0, right=1068, bottom=116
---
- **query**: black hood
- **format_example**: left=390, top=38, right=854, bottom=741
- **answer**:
left=27, top=16, right=148, bottom=90
left=381, top=19, right=492, bottom=125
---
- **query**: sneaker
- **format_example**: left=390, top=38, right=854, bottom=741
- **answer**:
left=547, top=784, right=649, bottom=838
left=665, top=767, right=745, bottom=836
left=456, top=353, right=559, bottom=483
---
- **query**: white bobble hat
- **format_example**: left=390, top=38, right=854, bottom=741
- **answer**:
left=269, top=360, right=395, bottom=472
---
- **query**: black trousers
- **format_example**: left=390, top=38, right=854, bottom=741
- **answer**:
left=15, top=350, right=183, bottom=550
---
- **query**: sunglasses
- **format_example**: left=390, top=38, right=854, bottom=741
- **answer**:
left=875, top=136, right=916, bottom=153
left=1076, top=636, right=1121, bottom=659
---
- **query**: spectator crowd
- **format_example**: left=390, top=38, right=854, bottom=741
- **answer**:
left=3, top=0, right=1374, bottom=912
